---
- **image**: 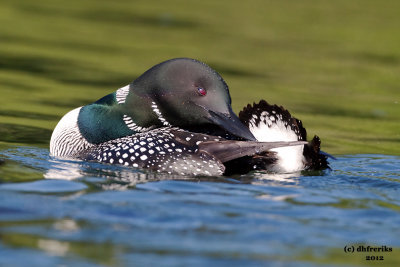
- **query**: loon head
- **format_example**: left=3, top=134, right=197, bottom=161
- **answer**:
left=77, top=58, right=255, bottom=144
left=126, top=58, right=256, bottom=140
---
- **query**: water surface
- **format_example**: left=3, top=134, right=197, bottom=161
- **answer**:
left=0, top=146, right=399, bottom=266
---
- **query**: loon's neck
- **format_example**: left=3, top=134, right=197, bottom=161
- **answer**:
left=77, top=85, right=162, bottom=144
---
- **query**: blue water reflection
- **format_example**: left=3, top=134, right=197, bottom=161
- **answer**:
left=0, top=147, right=399, bottom=266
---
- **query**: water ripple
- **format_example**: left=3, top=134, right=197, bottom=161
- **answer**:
left=1, top=146, right=400, bottom=266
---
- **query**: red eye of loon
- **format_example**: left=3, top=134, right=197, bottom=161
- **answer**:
left=197, top=87, right=207, bottom=96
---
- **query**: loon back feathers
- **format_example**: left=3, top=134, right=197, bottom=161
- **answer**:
left=76, top=127, right=305, bottom=176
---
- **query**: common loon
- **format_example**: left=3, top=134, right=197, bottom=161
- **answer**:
left=50, top=58, right=328, bottom=176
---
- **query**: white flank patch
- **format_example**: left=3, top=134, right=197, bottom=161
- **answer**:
left=249, top=118, right=305, bottom=173
left=116, top=85, right=130, bottom=104
left=50, top=107, right=92, bottom=157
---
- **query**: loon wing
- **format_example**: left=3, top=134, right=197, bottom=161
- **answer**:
left=78, top=127, right=307, bottom=176
left=198, top=140, right=307, bottom=163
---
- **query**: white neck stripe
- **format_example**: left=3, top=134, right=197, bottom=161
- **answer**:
left=116, top=85, right=130, bottom=104
left=123, top=114, right=152, bottom=132
left=151, top=102, right=172, bottom=127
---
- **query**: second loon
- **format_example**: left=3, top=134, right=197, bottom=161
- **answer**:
left=50, top=58, right=329, bottom=176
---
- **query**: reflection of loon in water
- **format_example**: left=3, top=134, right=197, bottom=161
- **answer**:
left=44, top=158, right=171, bottom=189
left=44, top=156, right=306, bottom=190
left=49, top=58, right=329, bottom=176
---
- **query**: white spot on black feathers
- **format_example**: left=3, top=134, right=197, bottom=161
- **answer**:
left=78, top=127, right=225, bottom=176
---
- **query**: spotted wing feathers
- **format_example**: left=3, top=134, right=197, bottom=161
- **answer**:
left=77, top=128, right=226, bottom=176
left=77, top=126, right=308, bottom=176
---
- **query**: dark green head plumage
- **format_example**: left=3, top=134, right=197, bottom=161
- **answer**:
left=78, top=58, right=255, bottom=144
